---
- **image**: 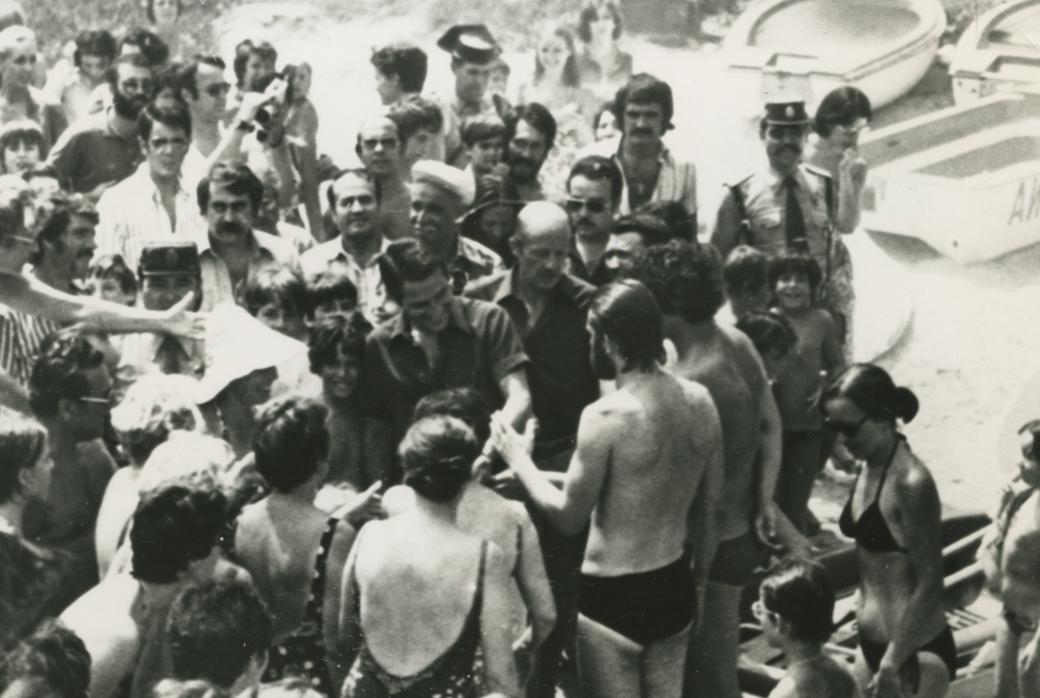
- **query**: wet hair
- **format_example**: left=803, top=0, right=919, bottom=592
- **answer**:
left=614, top=73, right=674, bottom=131
left=723, top=245, right=769, bottom=294
left=167, top=579, right=273, bottom=689
left=822, top=364, right=919, bottom=424
left=304, top=264, right=359, bottom=319
left=814, top=86, right=873, bottom=138
left=253, top=397, right=330, bottom=493
left=145, top=0, right=182, bottom=25
left=378, top=238, right=445, bottom=304
left=28, top=334, right=106, bottom=420
left=399, top=415, right=476, bottom=502
left=90, top=253, right=138, bottom=298
left=197, top=160, right=264, bottom=215
left=769, top=252, right=823, bottom=293
left=240, top=267, right=307, bottom=320
left=326, top=167, right=380, bottom=210
left=74, top=29, right=117, bottom=68
left=533, top=25, right=581, bottom=88
left=631, top=240, right=724, bottom=324
left=0, top=621, right=91, bottom=698
left=130, top=482, right=227, bottom=584
left=0, top=415, right=46, bottom=504
left=567, top=154, right=623, bottom=207
left=307, top=312, right=371, bottom=374
left=232, top=40, right=276, bottom=87
left=120, top=28, right=170, bottom=67
left=637, top=201, right=696, bottom=241
left=612, top=212, right=673, bottom=248
left=577, top=0, right=624, bottom=42
left=30, top=194, right=98, bottom=266
left=181, top=55, right=226, bottom=100
left=152, top=679, right=230, bottom=698
left=413, top=387, right=491, bottom=444
left=760, top=559, right=835, bottom=644
left=138, top=100, right=192, bottom=143
left=588, top=279, right=665, bottom=372
left=370, top=43, right=428, bottom=94
left=461, top=114, right=506, bottom=148
left=387, top=94, right=444, bottom=144
left=736, top=311, right=797, bottom=360
left=0, top=119, right=44, bottom=166
left=110, top=374, right=202, bottom=465
left=505, top=102, right=558, bottom=153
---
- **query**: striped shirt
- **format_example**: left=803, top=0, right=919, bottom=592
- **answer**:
left=0, top=306, right=63, bottom=387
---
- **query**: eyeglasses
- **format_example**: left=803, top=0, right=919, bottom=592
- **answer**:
left=564, top=198, right=608, bottom=215
left=824, top=414, right=871, bottom=438
left=120, top=79, right=154, bottom=94
left=203, top=82, right=232, bottom=97
left=78, top=392, right=113, bottom=407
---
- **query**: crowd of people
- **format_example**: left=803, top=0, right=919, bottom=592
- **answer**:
left=0, top=1, right=1035, bottom=697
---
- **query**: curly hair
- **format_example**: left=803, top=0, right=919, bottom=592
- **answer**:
left=110, top=374, right=202, bottom=466
left=28, top=334, right=106, bottom=420
left=370, top=43, right=428, bottom=94
left=631, top=239, right=724, bottom=324
left=307, top=312, right=371, bottom=374
left=0, top=621, right=90, bottom=698
left=399, top=416, right=476, bottom=503
left=253, top=397, right=330, bottom=493
left=130, top=482, right=227, bottom=584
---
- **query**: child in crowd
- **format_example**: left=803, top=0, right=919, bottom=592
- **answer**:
left=303, top=264, right=361, bottom=324
left=461, top=114, right=510, bottom=198
left=736, top=310, right=797, bottom=382
left=721, top=244, right=771, bottom=324
left=754, top=559, right=860, bottom=698
left=488, top=56, right=511, bottom=98
left=0, top=120, right=45, bottom=176
left=89, top=254, right=137, bottom=306
left=769, top=253, right=845, bottom=534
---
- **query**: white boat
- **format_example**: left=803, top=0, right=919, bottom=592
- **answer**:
left=859, top=93, right=1040, bottom=263
left=951, top=0, right=1040, bottom=103
left=721, top=0, right=946, bottom=111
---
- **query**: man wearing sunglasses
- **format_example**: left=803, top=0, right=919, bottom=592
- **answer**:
left=179, top=56, right=230, bottom=183
left=564, top=155, right=622, bottom=286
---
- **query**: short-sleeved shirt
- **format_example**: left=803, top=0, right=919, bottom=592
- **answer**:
left=361, top=296, right=529, bottom=447
left=466, top=270, right=598, bottom=450
left=196, top=229, right=302, bottom=312
left=581, top=136, right=697, bottom=216
left=46, top=109, right=143, bottom=194
left=301, top=236, right=394, bottom=324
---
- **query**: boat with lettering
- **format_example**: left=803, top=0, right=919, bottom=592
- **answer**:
left=859, top=92, right=1040, bottom=263
left=720, top=0, right=946, bottom=111
left=951, top=0, right=1040, bottom=103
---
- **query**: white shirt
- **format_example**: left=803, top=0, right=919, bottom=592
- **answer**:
left=196, top=229, right=301, bottom=312
left=300, top=236, right=393, bottom=324
left=96, top=163, right=207, bottom=270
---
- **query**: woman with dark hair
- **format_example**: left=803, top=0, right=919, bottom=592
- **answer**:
left=231, top=397, right=358, bottom=695
left=518, top=24, right=597, bottom=131
left=822, top=364, right=954, bottom=698
left=575, top=0, right=633, bottom=98
left=0, top=119, right=43, bottom=174
left=592, top=101, right=619, bottom=142
left=337, top=415, right=520, bottom=697
left=143, top=0, right=187, bottom=60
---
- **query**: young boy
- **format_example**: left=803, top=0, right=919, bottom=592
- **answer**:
left=754, top=559, right=860, bottom=698
left=770, top=253, right=844, bottom=534
left=460, top=114, right=509, bottom=198
left=721, top=245, right=771, bottom=325
left=303, top=263, right=361, bottom=325
left=89, top=254, right=137, bottom=306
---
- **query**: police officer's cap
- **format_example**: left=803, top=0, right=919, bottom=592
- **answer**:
left=437, top=23, right=501, bottom=65
left=138, top=240, right=201, bottom=277
left=763, top=101, right=810, bottom=126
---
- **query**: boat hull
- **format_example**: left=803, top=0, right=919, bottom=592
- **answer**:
left=951, top=0, right=1040, bottom=104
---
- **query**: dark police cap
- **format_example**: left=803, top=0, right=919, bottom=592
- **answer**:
left=437, top=23, right=500, bottom=64
left=138, top=240, right=201, bottom=276
left=764, top=101, right=811, bottom=126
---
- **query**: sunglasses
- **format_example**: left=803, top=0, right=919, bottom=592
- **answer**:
left=564, top=198, right=608, bottom=215
left=824, top=414, right=870, bottom=438
left=203, top=82, right=232, bottom=97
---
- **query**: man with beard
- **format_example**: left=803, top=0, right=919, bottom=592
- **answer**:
left=356, top=115, right=412, bottom=241
left=504, top=103, right=556, bottom=203
left=490, top=279, right=723, bottom=698
left=408, top=159, right=503, bottom=293
left=564, top=155, right=622, bottom=286
left=583, top=73, right=697, bottom=217
left=47, top=54, right=154, bottom=196
left=435, top=23, right=505, bottom=168
left=0, top=27, right=67, bottom=153
left=96, top=101, right=204, bottom=272
left=301, top=167, right=393, bottom=324
left=466, top=201, right=599, bottom=698
left=194, top=160, right=300, bottom=312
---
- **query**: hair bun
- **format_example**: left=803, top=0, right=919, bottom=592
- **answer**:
left=890, top=386, right=919, bottom=423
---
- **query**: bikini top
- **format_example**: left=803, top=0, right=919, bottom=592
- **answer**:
left=838, top=437, right=909, bottom=554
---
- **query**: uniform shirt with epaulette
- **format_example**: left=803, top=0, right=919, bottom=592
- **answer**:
left=709, top=163, right=835, bottom=269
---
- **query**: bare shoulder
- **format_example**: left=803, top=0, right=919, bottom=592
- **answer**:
left=767, top=676, right=799, bottom=698
left=674, top=374, right=715, bottom=410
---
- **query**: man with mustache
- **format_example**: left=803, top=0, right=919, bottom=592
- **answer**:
left=194, top=160, right=301, bottom=312
left=504, top=103, right=556, bottom=203
left=47, top=54, right=154, bottom=196
left=565, top=155, right=621, bottom=286
left=466, top=201, right=599, bottom=698
left=96, top=101, right=205, bottom=272
left=582, top=73, right=697, bottom=218
left=710, top=100, right=836, bottom=277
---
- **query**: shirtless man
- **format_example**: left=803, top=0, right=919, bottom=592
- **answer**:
left=491, top=279, right=723, bottom=697
left=630, top=240, right=783, bottom=698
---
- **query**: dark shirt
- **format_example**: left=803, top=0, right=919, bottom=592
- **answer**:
left=362, top=296, right=529, bottom=453
left=567, top=247, right=614, bottom=287
left=467, top=270, right=598, bottom=454
left=46, top=110, right=143, bottom=194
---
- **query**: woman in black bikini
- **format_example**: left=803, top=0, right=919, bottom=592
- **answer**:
left=822, top=364, right=955, bottom=698
left=232, top=397, right=357, bottom=695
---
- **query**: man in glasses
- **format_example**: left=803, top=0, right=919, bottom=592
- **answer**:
left=565, top=155, right=622, bottom=286
left=0, top=26, right=68, bottom=153
left=96, top=101, right=204, bottom=272
left=356, top=115, right=412, bottom=242
left=47, top=54, right=154, bottom=196
left=179, top=56, right=231, bottom=181
left=25, top=332, right=117, bottom=598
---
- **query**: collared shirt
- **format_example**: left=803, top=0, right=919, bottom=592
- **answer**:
left=567, top=245, right=613, bottom=287
left=450, top=236, right=505, bottom=295
left=362, top=296, right=529, bottom=449
left=582, top=136, right=697, bottom=215
left=301, top=236, right=394, bottom=324
left=466, top=270, right=598, bottom=450
left=96, top=162, right=207, bottom=271
left=710, top=164, right=834, bottom=269
left=46, top=108, right=143, bottom=194
left=196, top=229, right=301, bottom=312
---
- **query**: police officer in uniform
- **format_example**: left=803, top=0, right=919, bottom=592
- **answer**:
left=435, top=23, right=508, bottom=169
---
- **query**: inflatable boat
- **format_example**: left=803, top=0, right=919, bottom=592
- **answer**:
left=951, top=0, right=1040, bottom=103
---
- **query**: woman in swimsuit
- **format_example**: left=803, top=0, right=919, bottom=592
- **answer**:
left=336, top=416, right=519, bottom=697
left=822, top=364, right=955, bottom=698
left=233, top=397, right=357, bottom=695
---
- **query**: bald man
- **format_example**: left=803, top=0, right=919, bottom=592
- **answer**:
left=467, top=201, right=600, bottom=697
left=356, top=114, right=411, bottom=240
